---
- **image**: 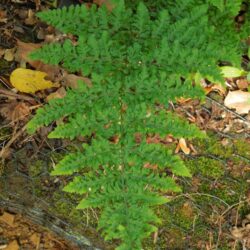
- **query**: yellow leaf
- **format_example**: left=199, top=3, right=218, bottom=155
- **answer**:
left=10, top=68, right=56, bottom=93
left=220, top=66, right=246, bottom=78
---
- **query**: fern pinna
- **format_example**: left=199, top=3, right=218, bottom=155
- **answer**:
left=27, top=1, right=248, bottom=249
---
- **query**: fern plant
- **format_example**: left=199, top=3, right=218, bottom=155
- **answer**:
left=27, top=1, right=248, bottom=249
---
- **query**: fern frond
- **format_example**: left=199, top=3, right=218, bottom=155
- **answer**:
left=27, top=1, right=248, bottom=248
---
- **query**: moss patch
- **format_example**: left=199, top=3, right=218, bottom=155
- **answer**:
left=186, top=156, right=225, bottom=178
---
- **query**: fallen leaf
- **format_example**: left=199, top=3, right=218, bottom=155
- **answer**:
left=176, top=97, right=191, bottom=104
left=5, top=240, right=19, bottom=250
left=63, top=74, right=92, bottom=88
left=16, top=40, right=61, bottom=81
left=30, top=233, right=40, bottom=249
left=10, top=68, right=57, bottom=93
left=204, top=84, right=226, bottom=95
left=0, top=101, right=30, bottom=124
left=175, top=143, right=180, bottom=153
left=24, top=9, right=36, bottom=25
left=236, top=78, right=249, bottom=90
left=4, top=48, right=15, bottom=62
left=15, top=40, right=41, bottom=67
left=224, top=90, right=250, bottom=114
left=93, top=0, right=114, bottom=10
left=0, top=9, right=7, bottom=23
left=178, top=138, right=190, bottom=155
left=220, top=66, right=246, bottom=78
left=144, top=162, right=158, bottom=170
left=46, top=87, right=66, bottom=102
left=0, top=212, right=15, bottom=227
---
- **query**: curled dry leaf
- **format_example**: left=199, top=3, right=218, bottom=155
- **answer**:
left=10, top=68, right=57, bottom=93
left=204, top=84, right=226, bottom=95
left=177, top=138, right=190, bottom=155
left=224, top=90, right=250, bottom=114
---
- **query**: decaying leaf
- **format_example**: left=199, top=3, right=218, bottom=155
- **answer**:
left=224, top=90, right=250, bottom=114
left=177, top=138, right=191, bottom=155
left=5, top=240, right=19, bottom=250
left=63, top=74, right=92, bottom=88
left=46, top=87, right=66, bottom=102
left=29, top=233, right=41, bottom=248
left=236, top=79, right=249, bottom=90
left=10, top=68, right=57, bottom=93
left=0, top=101, right=30, bottom=124
left=204, top=84, right=226, bottom=95
left=4, top=48, right=15, bottom=62
left=0, top=212, right=15, bottom=227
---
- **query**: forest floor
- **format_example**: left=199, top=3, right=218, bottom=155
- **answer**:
left=0, top=0, right=250, bottom=250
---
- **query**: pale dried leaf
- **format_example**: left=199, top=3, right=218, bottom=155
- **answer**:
left=4, top=48, right=15, bottom=62
left=224, top=90, right=250, bottom=114
left=178, top=138, right=190, bottom=155
left=0, top=212, right=15, bottom=227
left=30, top=233, right=40, bottom=248
left=5, top=240, right=19, bottom=250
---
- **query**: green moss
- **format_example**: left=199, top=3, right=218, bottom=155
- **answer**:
left=29, top=160, right=44, bottom=177
left=0, top=59, right=12, bottom=75
left=233, top=140, right=250, bottom=158
left=185, top=156, right=224, bottom=178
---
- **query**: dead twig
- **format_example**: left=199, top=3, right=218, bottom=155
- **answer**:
left=0, top=89, right=34, bottom=102
left=0, top=124, right=27, bottom=159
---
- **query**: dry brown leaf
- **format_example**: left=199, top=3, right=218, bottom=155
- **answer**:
left=204, top=84, right=226, bottom=95
left=46, top=87, right=67, bottom=102
left=0, top=9, right=7, bottom=23
left=236, top=78, right=249, bottom=90
left=16, top=40, right=61, bottom=81
left=5, top=240, right=19, bottom=250
left=24, top=9, right=36, bottom=25
left=0, top=101, right=30, bottom=124
left=15, top=40, right=41, bottom=67
left=93, top=0, right=114, bottom=10
left=144, top=162, right=158, bottom=170
left=0, top=212, right=15, bottom=227
left=178, top=138, right=190, bottom=155
left=224, top=90, right=250, bottom=114
left=63, top=74, right=92, bottom=88
left=29, top=233, right=40, bottom=249
left=176, top=97, right=191, bottom=104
